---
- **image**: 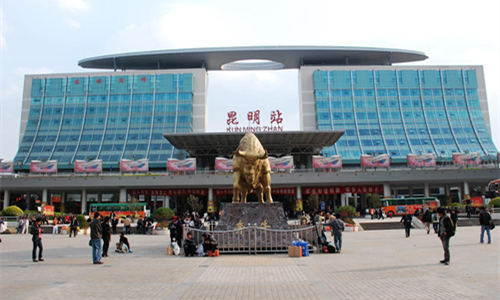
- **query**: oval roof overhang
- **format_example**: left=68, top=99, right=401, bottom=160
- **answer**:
left=78, top=46, right=427, bottom=71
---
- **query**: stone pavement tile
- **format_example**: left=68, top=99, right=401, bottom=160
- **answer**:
left=1, top=226, right=499, bottom=299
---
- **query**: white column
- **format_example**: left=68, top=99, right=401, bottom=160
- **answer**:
left=119, top=188, right=127, bottom=203
left=3, top=190, right=9, bottom=209
left=341, top=194, right=348, bottom=207
left=42, top=189, right=48, bottom=204
left=383, top=183, right=391, bottom=198
left=424, top=183, right=430, bottom=197
left=81, top=189, right=87, bottom=215
left=164, top=196, right=170, bottom=208
left=296, top=186, right=302, bottom=200
left=463, top=182, right=470, bottom=197
left=208, top=187, right=213, bottom=201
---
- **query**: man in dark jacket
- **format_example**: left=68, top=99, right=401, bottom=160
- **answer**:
left=323, top=213, right=345, bottom=253
left=400, top=213, right=413, bottom=238
left=202, top=233, right=218, bottom=255
left=479, top=207, right=492, bottom=244
left=437, top=207, right=454, bottom=265
left=90, top=212, right=103, bottom=264
left=69, top=215, right=79, bottom=238
left=184, top=232, right=197, bottom=256
left=31, top=217, right=44, bottom=262
left=422, top=209, right=432, bottom=234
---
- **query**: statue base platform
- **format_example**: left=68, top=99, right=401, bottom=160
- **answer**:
left=215, top=203, right=289, bottom=230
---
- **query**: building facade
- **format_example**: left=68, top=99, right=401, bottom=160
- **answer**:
left=14, top=69, right=207, bottom=170
left=300, top=66, right=497, bottom=163
left=2, top=46, right=499, bottom=214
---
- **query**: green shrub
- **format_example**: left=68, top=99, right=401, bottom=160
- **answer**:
left=489, top=197, right=500, bottom=208
left=76, top=214, right=88, bottom=228
left=152, top=207, right=175, bottom=221
left=337, top=205, right=357, bottom=218
left=1, top=205, right=24, bottom=216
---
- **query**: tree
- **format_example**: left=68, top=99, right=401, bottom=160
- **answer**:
left=186, top=194, right=203, bottom=213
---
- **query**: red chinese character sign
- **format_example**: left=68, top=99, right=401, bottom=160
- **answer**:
left=226, top=109, right=284, bottom=132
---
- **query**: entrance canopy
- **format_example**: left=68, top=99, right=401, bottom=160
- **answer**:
left=163, top=131, right=344, bottom=157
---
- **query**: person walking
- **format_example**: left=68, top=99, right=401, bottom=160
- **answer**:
left=31, top=217, right=44, bottom=262
left=437, top=207, right=454, bottom=265
left=174, top=216, right=184, bottom=247
left=69, top=216, right=79, bottom=237
left=400, top=213, right=413, bottom=238
left=123, top=215, right=131, bottom=235
left=422, top=209, right=432, bottom=234
left=479, top=207, right=492, bottom=244
left=90, top=212, right=103, bottom=264
left=324, top=213, right=345, bottom=253
left=52, top=216, right=59, bottom=235
left=22, top=216, right=29, bottom=234
left=101, top=216, right=111, bottom=257
left=111, top=216, right=118, bottom=235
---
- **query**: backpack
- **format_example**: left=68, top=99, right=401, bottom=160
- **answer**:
left=446, top=216, right=455, bottom=237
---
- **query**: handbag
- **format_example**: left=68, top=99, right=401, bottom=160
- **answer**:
left=89, top=240, right=92, bottom=246
left=489, top=222, right=495, bottom=230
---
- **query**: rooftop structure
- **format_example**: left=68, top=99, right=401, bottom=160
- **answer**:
left=78, top=46, right=428, bottom=71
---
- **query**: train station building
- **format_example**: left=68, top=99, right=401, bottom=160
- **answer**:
left=1, top=46, right=499, bottom=214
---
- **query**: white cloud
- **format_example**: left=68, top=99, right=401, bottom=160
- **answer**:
left=55, top=0, right=89, bottom=13
left=65, top=18, right=81, bottom=29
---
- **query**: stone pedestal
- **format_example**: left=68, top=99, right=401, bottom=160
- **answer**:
left=215, top=203, right=289, bottom=230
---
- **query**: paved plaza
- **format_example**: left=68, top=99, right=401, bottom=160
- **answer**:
left=0, top=226, right=498, bottom=300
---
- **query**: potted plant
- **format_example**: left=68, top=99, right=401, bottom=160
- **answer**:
left=76, top=214, right=89, bottom=235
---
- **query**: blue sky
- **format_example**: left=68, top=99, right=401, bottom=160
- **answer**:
left=1, top=0, right=499, bottom=160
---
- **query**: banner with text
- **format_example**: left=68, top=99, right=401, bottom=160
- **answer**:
left=0, top=162, right=14, bottom=173
left=167, top=158, right=196, bottom=171
left=74, top=159, right=103, bottom=173
left=268, top=156, right=294, bottom=170
left=120, top=159, right=149, bottom=172
left=361, top=154, right=390, bottom=168
left=129, top=188, right=208, bottom=196
left=215, top=157, right=233, bottom=171
left=303, top=185, right=383, bottom=195
left=312, top=155, right=342, bottom=169
left=30, top=160, right=58, bottom=173
left=453, top=153, right=481, bottom=166
left=214, top=187, right=297, bottom=196
left=407, top=153, right=436, bottom=167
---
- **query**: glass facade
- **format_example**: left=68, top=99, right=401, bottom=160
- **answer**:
left=313, top=68, right=497, bottom=163
left=14, top=73, right=194, bottom=169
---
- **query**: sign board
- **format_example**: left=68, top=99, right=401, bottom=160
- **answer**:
left=30, top=160, right=58, bottom=173
left=167, top=158, right=196, bottom=171
left=312, top=155, right=342, bottom=169
left=75, top=159, right=103, bottom=173
left=453, top=153, right=481, bottom=166
left=407, top=153, right=436, bottom=167
left=361, top=154, right=390, bottom=168
left=120, top=159, right=149, bottom=172
left=42, top=205, right=55, bottom=216
left=226, top=109, right=284, bottom=132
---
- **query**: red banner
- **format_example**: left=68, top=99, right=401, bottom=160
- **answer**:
left=361, top=154, right=390, bottom=168
left=453, top=153, right=481, bottom=166
left=128, top=189, right=208, bottom=197
left=302, top=185, right=382, bottom=195
left=407, top=153, right=436, bottom=167
left=214, top=187, right=297, bottom=196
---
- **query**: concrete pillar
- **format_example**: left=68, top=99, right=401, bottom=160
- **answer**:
left=42, top=189, right=48, bottom=204
left=208, top=187, right=213, bottom=201
left=445, top=185, right=450, bottom=197
left=3, top=190, right=9, bottom=209
left=164, top=196, right=170, bottom=208
left=119, top=188, right=127, bottom=203
left=463, top=181, right=470, bottom=198
left=424, top=183, right=430, bottom=197
left=409, top=187, right=414, bottom=197
left=341, top=194, right=347, bottom=207
left=81, top=189, right=87, bottom=215
left=383, top=183, right=391, bottom=198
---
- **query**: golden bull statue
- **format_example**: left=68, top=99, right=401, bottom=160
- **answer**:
left=232, top=132, right=273, bottom=204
